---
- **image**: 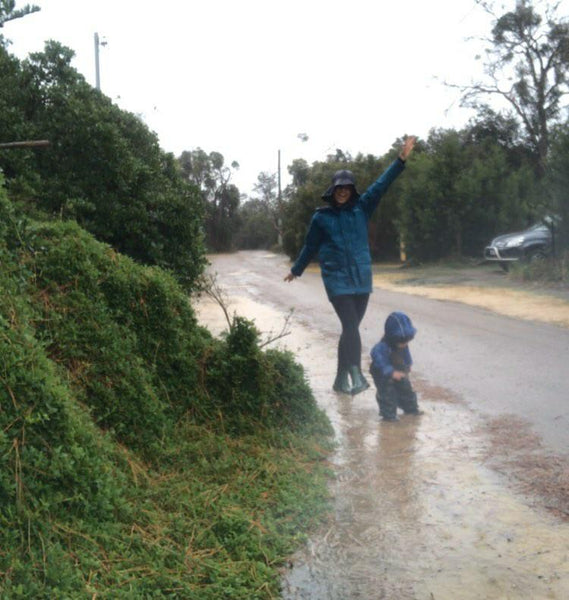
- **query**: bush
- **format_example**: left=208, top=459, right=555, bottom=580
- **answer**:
left=0, top=181, right=334, bottom=597
left=202, top=317, right=332, bottom=436
left=508, top=252, right=569, bottom=284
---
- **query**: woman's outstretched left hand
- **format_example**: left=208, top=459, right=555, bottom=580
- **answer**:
left=399, top=135, right=417, bottom=161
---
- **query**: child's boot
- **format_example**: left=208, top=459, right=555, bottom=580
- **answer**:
left=348, top=366, right=370, bottom=396
left=397, top=379, right=422, bottom=415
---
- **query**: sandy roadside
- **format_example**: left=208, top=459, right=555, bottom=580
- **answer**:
left=374, top=279, right=569, bottom=328
left=309, top=263, right=569, bottom=328
left=309, top=265, right=569, bottom=328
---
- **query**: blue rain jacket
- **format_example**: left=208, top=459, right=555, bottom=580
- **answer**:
left=370, top=311, right=416, bottom=379
left=290, top=158, right=405, bottom=300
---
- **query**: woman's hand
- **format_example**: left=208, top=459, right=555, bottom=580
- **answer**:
left=399, top=135, right=417, bottom=162
left=284, top=272, right=296, bottom=282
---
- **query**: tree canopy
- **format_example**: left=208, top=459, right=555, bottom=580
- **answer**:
left=460, top=0, right=569, bottom=176
left=178, top=148, right=240, bottom=252
left=0, top=40, right=206, bottom=288
left=0, top=0, right=39, bottom=31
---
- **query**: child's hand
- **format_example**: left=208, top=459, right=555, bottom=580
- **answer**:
left=392, top=371, right=407, bottom=381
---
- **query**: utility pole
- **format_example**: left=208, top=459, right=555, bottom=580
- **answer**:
left=277, top=149, right=283, bottom=246
left=277, top=149, right=282, bottom=203
left=94, top=32, right=107, bottom=91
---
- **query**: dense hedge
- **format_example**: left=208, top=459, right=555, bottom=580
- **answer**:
left=0, top=181, right=333, bottom=597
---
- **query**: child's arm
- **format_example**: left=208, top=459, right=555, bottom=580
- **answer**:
left=370, top=342, right=394, bottom=378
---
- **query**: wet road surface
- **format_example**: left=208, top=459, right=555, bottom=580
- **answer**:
left=195, top=251, right=569, bottom=600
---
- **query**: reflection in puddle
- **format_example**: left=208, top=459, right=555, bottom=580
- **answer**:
left=195, top=293, right=569, bottom=600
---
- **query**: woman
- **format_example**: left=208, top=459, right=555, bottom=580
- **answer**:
left=284, top=136, right=416, bottom=395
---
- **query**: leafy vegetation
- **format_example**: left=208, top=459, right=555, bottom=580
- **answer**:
left=1, top=0, right=568, bottom=591
left=178, top=148, right=241, bottom=252
left=0, top=40, right=206, bottom=289
left=281, top=117, right=568, bottom=270
left=0, top=176, right=334, bottom=597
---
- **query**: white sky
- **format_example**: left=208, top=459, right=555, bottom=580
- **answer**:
left=5, top=0, right=511, bottom=195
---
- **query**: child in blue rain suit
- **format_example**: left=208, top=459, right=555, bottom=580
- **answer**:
left=370, top=311, right=421, bottom=422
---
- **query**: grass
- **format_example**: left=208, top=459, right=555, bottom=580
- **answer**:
left=18, top=423, right=333, bottom=599
left=0, top=193, right=335, bottom=598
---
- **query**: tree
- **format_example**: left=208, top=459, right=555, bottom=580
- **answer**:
left=235, top=198, right=277, bottom=249
left=288, top=158, right=310, bottom=188
left=459, top=0, right=569, bottom=176
left=0, top=0, right=39, bottom=32
left=547, top=123, right=569, bottom=250
left=397, top=126, right=539, bottom=261
left=249, top=171, right=281, bottom=244
left=0, top=41, right=206, bottom=289
left=178, top=148, right=240, bottom=251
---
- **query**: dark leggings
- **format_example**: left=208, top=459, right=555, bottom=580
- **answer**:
left=330, top=293, right=369, bottom=370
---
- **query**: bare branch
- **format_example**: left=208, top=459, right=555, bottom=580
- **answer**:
left=0, top=140, right=50, bottom=149
left=197, top=272, right=233, bottom=330
left=197, top=272, right=293, bottom=348
left=258, top=309, right=294, bottom=349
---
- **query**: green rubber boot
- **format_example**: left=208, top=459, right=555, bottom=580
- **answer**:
left=333, top=369, right=352, bottom=394
left=349, top=366, right=370, bottom=396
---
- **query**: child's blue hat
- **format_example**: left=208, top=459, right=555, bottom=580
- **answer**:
left=384, top=311, right=416, bottom=342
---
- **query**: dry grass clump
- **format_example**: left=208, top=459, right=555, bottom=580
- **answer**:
left=482, top=415, right=569, bottom=520
left=413, top=375, right=462, bottom=404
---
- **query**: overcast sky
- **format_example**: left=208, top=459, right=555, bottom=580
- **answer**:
left=6, top=0, right=508, bottom=195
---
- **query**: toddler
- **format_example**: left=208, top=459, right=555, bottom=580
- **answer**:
left=370, top=311, right=421, bottom=422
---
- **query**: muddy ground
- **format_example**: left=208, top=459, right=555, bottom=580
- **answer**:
left=195, top=253, right=569, bottom=600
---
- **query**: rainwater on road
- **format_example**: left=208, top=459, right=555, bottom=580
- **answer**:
left=196, top=251, right=569, bottom=600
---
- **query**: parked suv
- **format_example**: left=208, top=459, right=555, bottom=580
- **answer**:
left=484, top=217, right=556, bottom=271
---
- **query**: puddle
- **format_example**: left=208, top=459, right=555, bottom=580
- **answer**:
left=195, top=289, right=569, bottom=600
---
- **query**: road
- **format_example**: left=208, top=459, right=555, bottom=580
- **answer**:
left=196, top=250, right=569, bottom=600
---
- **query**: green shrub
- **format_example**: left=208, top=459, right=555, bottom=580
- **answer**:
left=508, top=252, right=569, bottom=284
left=202, top=317, right=332, bottom=436
left=0, top=182, right=333, bottom=597
left=264, top=348, right=333, bottom=436
left=0, top=270, right=126, bottom=522
left=22, top=221, right=172, bottom=452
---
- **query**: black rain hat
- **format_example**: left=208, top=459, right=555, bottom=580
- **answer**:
left=322, top=169, right=360, bottom=201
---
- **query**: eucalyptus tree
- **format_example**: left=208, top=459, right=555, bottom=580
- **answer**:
left=247, top=171, right=280, bottom=246
left=178, top=148, right=240, bottom=251
left=459, top=0, right=569, bottom=176
left=0, top=0, right=39, bottom=32
left=396, top=124, right=539, bottom=261
left=236, top=198, right=277, bottom=249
